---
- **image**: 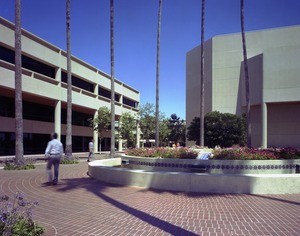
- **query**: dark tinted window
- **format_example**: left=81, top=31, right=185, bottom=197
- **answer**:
left=61, top=109, right=92, bottom=127
left=98, top=87, right=120, bottom=102
left=61, top=72, right=94, bottom=92
left=0, top=45, right=56, bottom=78
left=0, top=96, right=54, bottom=122
left=123, top=97, right=138, bottom=108
left=0, top=132, right=49, bottom=155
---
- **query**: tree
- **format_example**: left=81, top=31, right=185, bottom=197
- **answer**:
left=139, top=103, right=168, bottom=146
left=65, top=0, right=72, bottom=158
left=14, top=0, right=24, bottom=165
left=155, top=0, right=163, bottom=147
left=110, top=0, right=116, bottom=157
left=119, top=112, right=136, bottom=148
left=168, top=114, right=185, bottom=145
left=199, top=0, right=206, bottom=147
left=159, top=118, right=170, bottom=146
left=139, top=103, right=156, bottom=142
left=91, top=107, right=111, bottom=153
left=240, top=0, right=251, bottom=147
left=187, top=112, right=246, bottom=148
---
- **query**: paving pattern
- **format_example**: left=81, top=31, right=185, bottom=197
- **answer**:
left=0, top=161, right=300, bottom=236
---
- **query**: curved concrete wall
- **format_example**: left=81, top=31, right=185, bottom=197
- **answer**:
left=88, top=158, right=300, bottom=194
left=118, top=154, right=300, bottom=174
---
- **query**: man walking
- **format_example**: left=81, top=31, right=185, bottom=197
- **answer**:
left=87, top=139, right=94, bottom=162
left=45, top=132, right=64, bottom=185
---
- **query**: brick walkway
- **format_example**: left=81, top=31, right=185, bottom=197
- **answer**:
left=1, top=161, right=299, bottom=236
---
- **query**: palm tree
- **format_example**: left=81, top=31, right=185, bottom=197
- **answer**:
left=14, top=0, right=24, bottom=165
left=200, top=0, right=205, bottom=147
left=110, top=0, right=116, bottom=157
left=155, top=0, right=163, bottom=147
left=65, top=0, right=72, bottom=158
left=240, top=0, right=251, bottom=147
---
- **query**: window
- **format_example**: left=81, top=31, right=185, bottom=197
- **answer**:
left=98, top=86, right=120, bottom=102
left=0, top=96, right=54, bottom=122
left=61, top=72, right=94, bottom=93
left=0, top=45, right=56, bottom=78
left=61, top=109, right=92, bottom=127
left=123, top=97, right=138, bottom=108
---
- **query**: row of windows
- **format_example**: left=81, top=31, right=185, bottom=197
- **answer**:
left=0, top=132, right=94, bottom=155
left=0, top=45, right=139, bottom=108
left=0, top=132, right=114, bottom=155
left=0, top=45, right=56, bottom=78
left=0, top=96, right=93, bottom=126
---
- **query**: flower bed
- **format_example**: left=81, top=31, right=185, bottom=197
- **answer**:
left=125, top=147, right=300, bottom=160
left=125, top=147, right=198, bottom=159
left=212, top=147, right=300, bottom=160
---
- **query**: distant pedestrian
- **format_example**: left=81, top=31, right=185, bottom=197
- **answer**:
left=88, top=139, right=94, bottom=162
left=45, top=132, right=63, bottom=185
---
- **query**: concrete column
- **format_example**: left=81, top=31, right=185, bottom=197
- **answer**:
left=261, top=102, right=267, bottom=148
left=54, top=100, right=61, bottom=141
left=55, top=67, right=61, bottom=82
left=136, top=120, right=140, bottom=148
left=94, top=84, right=99, bottom=96
left=93, top=110, right=99, bottom=153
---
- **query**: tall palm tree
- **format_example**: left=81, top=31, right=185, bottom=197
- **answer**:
left=240, top=0, right=251, bottom=147
left=110, top=0, right=116, bottom=157
left=14, top=0, right=24, bottom=165
left=155, top=0, right=163, bottom=147
left=200, top=0, right=205, bottom=147
left=65, top=0, right=72, bottom=158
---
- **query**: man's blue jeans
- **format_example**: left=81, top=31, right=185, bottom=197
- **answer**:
left=47, top=156, right=60, bottom=184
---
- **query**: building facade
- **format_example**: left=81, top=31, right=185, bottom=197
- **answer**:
left=0, top=17, right=140, bottom=155
left=186, top=25, right=300, bottom=148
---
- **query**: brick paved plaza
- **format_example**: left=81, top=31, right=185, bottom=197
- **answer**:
left=1, top=160, right=299, bottom=236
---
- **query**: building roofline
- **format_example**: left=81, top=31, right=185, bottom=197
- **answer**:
left=0, top=16, right=139, bottom=94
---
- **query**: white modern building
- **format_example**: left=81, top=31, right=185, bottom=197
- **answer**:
left=186, top=25, right=300, bottom=148
left=0, top=17, right=140, bottom=155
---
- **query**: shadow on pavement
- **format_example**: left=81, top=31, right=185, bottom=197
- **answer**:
left=56, top=177, right=198, bottom=235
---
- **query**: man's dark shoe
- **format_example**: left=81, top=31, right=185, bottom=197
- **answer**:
left=52, top=181, right=58, bottom=185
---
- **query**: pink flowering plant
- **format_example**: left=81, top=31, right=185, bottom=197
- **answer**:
left=212, top=147, right=300, bottom=160
left=125, top=147, right=198, bottom=159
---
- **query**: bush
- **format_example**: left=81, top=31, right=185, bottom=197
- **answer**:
left=4, top=158, right=36, bottom=170
left=187, top=111, right=246, bottom=148
left=60, top=156, right=79, bottom=164
left=212, top=147, right=300, bottom=160
left=125, top=147, right=198, bottom=159
left=0, top=193, right=44, bottom=236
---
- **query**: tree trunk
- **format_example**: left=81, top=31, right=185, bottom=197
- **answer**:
left=14, top=0, right=24, bottom=165
left=200, top=0, right=205, bottom=147
left=110, top=0, right=116, bottom=157
left=155, top=0, right=163, bottom=147
left=65, top=0, right=72, bottom=158
left=240, top=0, right=252, bottom=147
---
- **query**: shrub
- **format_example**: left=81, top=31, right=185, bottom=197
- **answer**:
left=187, top=112, right=246, bottom=148
left=0, top=193, right=44, bottom=236
left=60, top=156, right=79, bottom=164
left=125, top=147, right=198, bottom=159
left=212, top=147, right=300, bottom=160
left=4, top=158, right=36, bottom=170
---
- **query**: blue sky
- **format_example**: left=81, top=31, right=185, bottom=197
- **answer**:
left=1, top=0, right=300, bottom=119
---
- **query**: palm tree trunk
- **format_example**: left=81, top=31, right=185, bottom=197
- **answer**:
left=65, top=0, right=72, bottom=158
left=155, top=0, right=163, bottom=147
left=200, top=0, right=205, bottom=147
left=14, top=0, right=23, bottom=165
left=110, top=0, right=116, bottom=157
left=240, top=0, right=251, bottom=147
